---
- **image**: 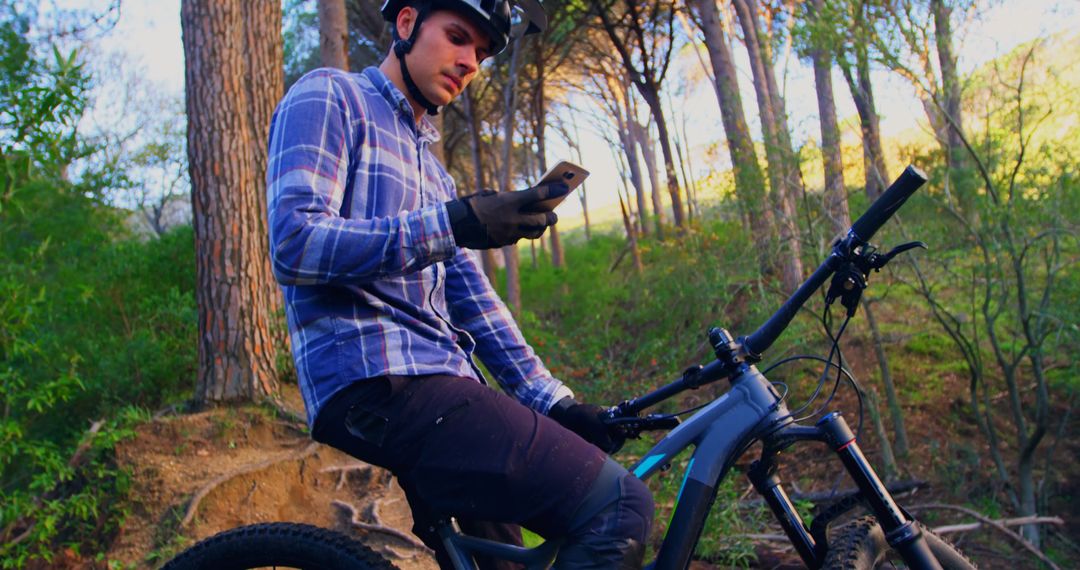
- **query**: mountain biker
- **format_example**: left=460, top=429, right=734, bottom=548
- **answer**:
left=266, top=0, right=654, bottom=568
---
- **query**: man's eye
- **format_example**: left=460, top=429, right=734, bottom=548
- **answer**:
left=449, top=33, right=465, bottom=45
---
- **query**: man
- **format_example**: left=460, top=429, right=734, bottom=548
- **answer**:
left=266, top=1, right=653, bottom=568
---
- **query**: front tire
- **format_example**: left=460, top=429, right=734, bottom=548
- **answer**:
left=161, top=522, right=398, bottom=570
left=824, top=516, right=976, bottom=569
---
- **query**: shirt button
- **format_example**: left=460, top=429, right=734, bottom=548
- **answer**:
left=399, top=100, right=411, bottom=114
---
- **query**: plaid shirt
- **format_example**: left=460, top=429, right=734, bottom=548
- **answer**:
left=267, top=67, right=572, bottom=428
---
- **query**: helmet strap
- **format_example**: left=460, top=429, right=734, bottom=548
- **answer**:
left=392, top=2, right=440, bottom=116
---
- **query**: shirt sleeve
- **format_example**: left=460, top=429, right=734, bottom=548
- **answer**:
left=442, top=248, right=574, bottom=414
left=266, top=70, right=457, bottom=286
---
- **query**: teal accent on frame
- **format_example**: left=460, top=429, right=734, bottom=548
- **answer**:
left=633, top=454, right=665, bottom=478
left=675, top=458, right=695, bottom=504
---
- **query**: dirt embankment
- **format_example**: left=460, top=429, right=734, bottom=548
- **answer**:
left=102, top=392, right=437, bottom=569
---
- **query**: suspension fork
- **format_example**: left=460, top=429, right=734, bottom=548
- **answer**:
left=748, top=457, right=823, bottom=568
left=818, top=412, right=944, bottom=570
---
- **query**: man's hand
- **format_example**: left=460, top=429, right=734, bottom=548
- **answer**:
left=446, top=182, right=570, bottom=249
left=548, top=397, right=625, bottom=454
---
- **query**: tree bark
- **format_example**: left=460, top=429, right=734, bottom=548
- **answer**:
left=839, top=41, right=889, bottom=200
left=931, top=0, right=974, bottom=219
left=639, top=87, right=685, bottom=230
left=182, top=0, right=282, bottom=404
left=461, top=87, right=500, bottom=285
left=863, top=297, right=909, bottom=456
left=688, top=0, right=772, bottom=250
left=499, top=38, right=523, bottom=313
left=612, top=76, right=651, bottom=236
left=809, top=0, right=849, bottom=237
left=732, top=0, right=803, bottom=292
left=631, top=118, right=665, bottom=238
left=530, top=74, right=563, bottom=268
left=317, top=0, right=348, bottom=70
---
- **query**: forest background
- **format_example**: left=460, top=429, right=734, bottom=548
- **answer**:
left=1, top=0, right=1077, bottom=568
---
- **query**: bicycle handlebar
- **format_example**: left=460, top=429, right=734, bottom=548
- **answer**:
left=850, top=165, right=927, bottom=243
left=609, top=166, right=928, bottom=420
left=742, top=165, right=927, bottom=357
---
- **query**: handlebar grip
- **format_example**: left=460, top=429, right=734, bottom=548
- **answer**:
left=849, top=165, right=928, bottom=242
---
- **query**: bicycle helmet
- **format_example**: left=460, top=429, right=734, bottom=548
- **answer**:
left=380, top=0, right=547, bottom=115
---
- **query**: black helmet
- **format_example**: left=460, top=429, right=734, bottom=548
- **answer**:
left=380, top=0, right=547, bottom=55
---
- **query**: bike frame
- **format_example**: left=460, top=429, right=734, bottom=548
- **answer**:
left=435, top=166, right=943, bottom=570
left=436, top=362, right=939, bottom=570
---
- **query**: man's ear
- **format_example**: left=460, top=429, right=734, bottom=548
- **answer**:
left=395, top=6, right=419, bottom=40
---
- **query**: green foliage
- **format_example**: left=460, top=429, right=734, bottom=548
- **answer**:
left=0, top=10, right=197, bottom=564
left=0, top=8, right=88, bottom=184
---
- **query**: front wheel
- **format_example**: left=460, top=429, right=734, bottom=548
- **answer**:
left=824, top=516, right=977, bottom=569
left=161, top=522, right=398, bottom=570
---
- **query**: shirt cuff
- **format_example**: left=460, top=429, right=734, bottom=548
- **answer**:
left=542, top=384, right=575, bottom=414
left=412, top=203, right=458, bottom=260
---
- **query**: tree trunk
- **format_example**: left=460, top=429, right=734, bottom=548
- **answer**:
left=638, top=85, right=686, bottom=230
left=839, top=44, right=889, bottom=200
left=568, top=119, right=592, bottom=241
left=809, top=0, right=849, bottom=237
left=614, top=78, right=650, bottom=236
left=632, top=118, right=665, bottom=239
left=317, top=0, right=348, bottom=70
left=531, top=78, right=563, bottom=268
left=499, top=38, right=523, bottom=313
left=688, top=0, right=773, bottom=253
left=863, top=297, right=909, bottom=457
left=931, top=0, right=974, bottom=219
left=182, top=0, right=282, bottom=404
left=592, top=0, right=685, bottom=230
left=865, top=387, right=898, bottom=481
left=239, top=0, right=288, bottom=365
left=461, top=88, right=499, bottom=285
left=732, top=0, right=803, bottom=292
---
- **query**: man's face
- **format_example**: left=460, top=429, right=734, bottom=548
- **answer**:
left=396, top=8, right=492, bottom=106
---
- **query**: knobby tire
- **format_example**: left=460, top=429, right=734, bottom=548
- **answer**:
left=161, top=522, right=398, bottom=570
left=824, top=516, right=977, bottom=569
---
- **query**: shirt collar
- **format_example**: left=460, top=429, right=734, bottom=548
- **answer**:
left=363, top=66, right=442, bottom=145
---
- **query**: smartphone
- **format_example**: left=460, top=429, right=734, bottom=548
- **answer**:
left=529, top=160, right=590, bottom=211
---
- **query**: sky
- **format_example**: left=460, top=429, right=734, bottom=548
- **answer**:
left=68, top=0, right=1080, bottom=229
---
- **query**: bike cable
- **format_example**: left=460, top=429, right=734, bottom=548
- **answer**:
left=802, top=305, right=866, bottom=441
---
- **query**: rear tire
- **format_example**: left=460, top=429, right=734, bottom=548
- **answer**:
left=824, top=516, right=976, bottom=569
left=161, top=522, right=398, bottom=570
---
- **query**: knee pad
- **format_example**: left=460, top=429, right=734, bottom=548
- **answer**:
left=567, top=457, right=654, bottom=543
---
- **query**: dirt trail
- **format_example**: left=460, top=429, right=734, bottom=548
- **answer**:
left=106, top=388, right=436, bottom=569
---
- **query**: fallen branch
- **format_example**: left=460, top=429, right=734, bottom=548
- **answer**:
left=332, top=499, right=432, bottom=553
left=739, top=480, right=927, bottom=509
left=932, top=515, right=1064, bottom=535
left=910, top=503, right=1061, bottom=570
left=181, top=442, right=320, bottom=527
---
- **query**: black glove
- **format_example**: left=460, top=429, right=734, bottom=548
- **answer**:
left=445, top=182, right=570, bottom=249
left=548, top=397, right=625, bottom=454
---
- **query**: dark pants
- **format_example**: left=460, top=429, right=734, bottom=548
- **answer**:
left=312, top=375, right=608, bottom=569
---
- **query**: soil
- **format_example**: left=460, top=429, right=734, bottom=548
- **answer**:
left=101, top=385, right=438, bottom=569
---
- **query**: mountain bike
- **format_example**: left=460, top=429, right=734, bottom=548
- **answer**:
left=163, top=165, right=975, bottom=569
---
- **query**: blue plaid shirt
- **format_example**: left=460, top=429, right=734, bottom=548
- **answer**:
left=267, top=67, right=572, bottom=428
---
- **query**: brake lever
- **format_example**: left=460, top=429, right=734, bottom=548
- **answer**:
left=868, top=240, right=927, bottom=270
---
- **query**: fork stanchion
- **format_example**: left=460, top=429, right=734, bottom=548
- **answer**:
left=819, top=413, right=945, bottom=570
left=748, top=461, right=820, bottom=567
